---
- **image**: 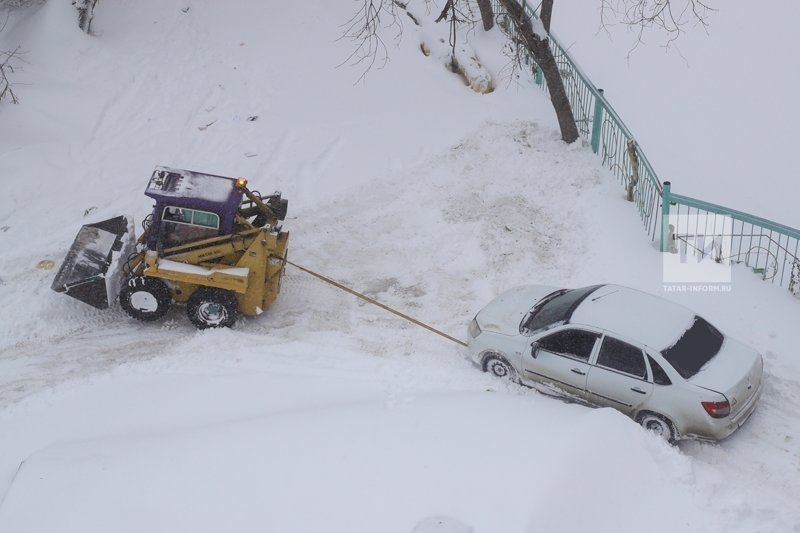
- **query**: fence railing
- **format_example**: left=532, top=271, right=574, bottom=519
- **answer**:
left=491, top=0, right=662, bottom=239
left=490, top=1, right=800, bottom=295
left=662, top=183, right=800, bottom=293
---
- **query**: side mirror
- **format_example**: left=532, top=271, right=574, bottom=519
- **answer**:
left=530, top=341, right=540, bottom=358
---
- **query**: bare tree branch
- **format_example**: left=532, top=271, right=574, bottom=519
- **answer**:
left=336, top=0, right=405, bottom=83
left=434, top=0, right=471, bottom=64
left=435, top=0, right=453, bottom=23
left=0, top=45, right=23, bottom=104
left=600, top=0, right=716, bottom=55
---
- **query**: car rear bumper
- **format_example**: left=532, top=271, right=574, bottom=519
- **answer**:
left=729, top=379, right=762, bottom=429
left=685, top=380, right=763, bottom=441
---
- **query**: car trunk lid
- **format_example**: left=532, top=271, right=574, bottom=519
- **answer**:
left=689, top=338, right=763, bottom=418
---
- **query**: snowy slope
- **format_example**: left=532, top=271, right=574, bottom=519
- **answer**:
left=0, top=1, right=799, bottom=532
left=552, top=0, right=800, bottom=227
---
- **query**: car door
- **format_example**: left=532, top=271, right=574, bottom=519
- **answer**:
left=521, top=327, right=600, bottom=398
left=586, top=335, right=653, bottom=415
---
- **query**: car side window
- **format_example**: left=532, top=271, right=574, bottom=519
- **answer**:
left=648, top=356, right=672, bottom=385
left=537, top=329, right=599, bottom=361
left=596, top=337, right=646, bottom=379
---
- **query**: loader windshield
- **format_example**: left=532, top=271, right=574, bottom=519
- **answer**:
left=161, top=206, right=220, bottom=248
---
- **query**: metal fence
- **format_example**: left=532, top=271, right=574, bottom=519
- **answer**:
left=662, top=183, right=800, bottom=293
left=490, top=1, right=800, bottom=294
left=491, top=1, right=662, bottom=239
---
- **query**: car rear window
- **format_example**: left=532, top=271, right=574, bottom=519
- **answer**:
left=661, top=316, right=723, bottom=379
left=522, top=285, right=603, bottom=333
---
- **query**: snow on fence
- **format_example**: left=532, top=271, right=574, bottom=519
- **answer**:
left=491, top=1, right=800, bottom=294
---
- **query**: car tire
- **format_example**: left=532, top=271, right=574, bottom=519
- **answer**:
left=637, top=412, right=677, bottom=444
left=483, top=354, right=518, bottom=383
left=186, top=288, right=239, bottom=329
left=119, top=276, right=171, bottom=322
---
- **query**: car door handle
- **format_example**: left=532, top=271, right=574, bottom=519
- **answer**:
left=630, top=387, right=647, bottom=394
left=570, top=368, right=586, bottom=375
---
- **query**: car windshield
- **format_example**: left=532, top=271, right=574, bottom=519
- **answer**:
left=522, top=285, right=603, bottom=333
left=661, top=316, right=723, bottom=379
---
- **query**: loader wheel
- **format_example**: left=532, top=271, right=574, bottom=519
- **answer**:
left=119, top=277, right=171, bottom=322
left=186, top=288, right=239, bottom=329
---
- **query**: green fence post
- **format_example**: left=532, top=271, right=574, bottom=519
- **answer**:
left=590, top=89, right=604, bottom=154
left=660, top=181, right=671, bottom=252
left=534, top=65, right=543, bottom=86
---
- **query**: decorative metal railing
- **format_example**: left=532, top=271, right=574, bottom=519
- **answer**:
left=490, top=1, right=800, bottom=294
left=661, top=183, right=800, bottom=293
left=491, top=1, right=662, bottom=239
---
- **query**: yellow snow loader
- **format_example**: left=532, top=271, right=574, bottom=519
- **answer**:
left=51, top=166, right=289, bottom=329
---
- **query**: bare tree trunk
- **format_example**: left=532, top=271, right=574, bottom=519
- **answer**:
left=540, top=0, right=553, bottom=33
left=476, top=0, right=494, bottom=31
left=75, top=0, right=99, bottom=34
left=498, top=0, right=579, bottom=143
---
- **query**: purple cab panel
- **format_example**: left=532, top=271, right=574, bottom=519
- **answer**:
left=144, top=166, right=243, bottom=250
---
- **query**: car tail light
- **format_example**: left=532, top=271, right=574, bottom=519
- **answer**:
left=702, top=400, right=731, bottom=419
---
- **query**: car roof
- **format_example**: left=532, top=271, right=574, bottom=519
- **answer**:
left=568, top=284, right=696, bottom=350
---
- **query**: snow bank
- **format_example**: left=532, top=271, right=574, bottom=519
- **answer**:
left=0, top=369, right=708, bottom=533
left=414, top=6, right=494, bottom=95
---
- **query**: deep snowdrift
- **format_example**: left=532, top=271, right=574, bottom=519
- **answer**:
left=0, top=1, right=798, bottom=532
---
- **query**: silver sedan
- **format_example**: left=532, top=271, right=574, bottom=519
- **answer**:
left=467, top=284, right=763, bottom=442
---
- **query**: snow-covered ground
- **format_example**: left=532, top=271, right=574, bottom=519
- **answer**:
left=553, top=0, right=800, bottom=227
left=0, top=1, right=798, bottom=531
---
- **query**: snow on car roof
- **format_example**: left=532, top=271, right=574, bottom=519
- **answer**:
left=569, top=285, right=696, bottom=350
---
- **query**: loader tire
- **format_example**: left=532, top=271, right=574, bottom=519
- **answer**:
left=186, top=288, right=239, bottom=330
left=120, top=276, right=171, bottom=322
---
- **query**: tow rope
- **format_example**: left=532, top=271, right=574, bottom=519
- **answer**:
left=284, top=259, right=468, bottom=347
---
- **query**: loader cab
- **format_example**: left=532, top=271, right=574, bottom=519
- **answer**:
left=160, top=206, right=220, bottom=248
left=144, top=166, right=244, bottom=252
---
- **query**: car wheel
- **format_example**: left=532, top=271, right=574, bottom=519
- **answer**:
left=119, top=276, right=171, bottom=322
left=186, top=288, right=239, bottom=329
left=638, top=412, right=677, bottom=444
left=483, top=355, right=518, bottom=383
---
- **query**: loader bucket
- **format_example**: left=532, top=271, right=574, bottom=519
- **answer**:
left=51, top=215, right=134, bottom=309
